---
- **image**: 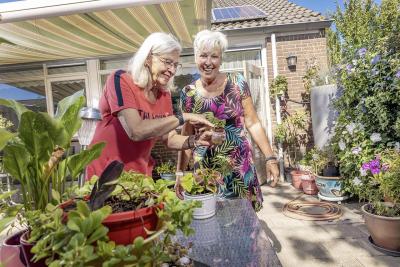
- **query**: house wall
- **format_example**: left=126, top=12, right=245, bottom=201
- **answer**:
left=265, top=29, right=329, bottom=164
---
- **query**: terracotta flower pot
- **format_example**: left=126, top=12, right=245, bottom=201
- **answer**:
left=290, top=170, right=311, bottom=190
left=61, top=200, right=163, bottom=245
left=20, top=231, right=47, bottom=267
left=102, top=203, right=163, bottom=245
left=362, top=203, right=400, bottom=252
left=0, top=230, right=26, bottom=267
left=301, top=175, right=318, bottom=195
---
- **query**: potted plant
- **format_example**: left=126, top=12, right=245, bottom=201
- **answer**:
left=274, top=111, right=310, bottom=189
left=0, top=91, right=105, bottom=266
left=60, top=160, right=200, bottom=245
left=204, top=112, right=226, bottom=145
left=23, top=168, right=199, bottom=266
left=180, top=155, right=230, bottom=219
left=357, top=150, right=400, bottom=253
left=309, top=146, right=349, bottom=201
left=155, top=160, right=177, bottom=181
left=270, top=75, right=288, bottom=99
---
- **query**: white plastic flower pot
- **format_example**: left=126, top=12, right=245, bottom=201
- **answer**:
left=183, top=192, right=216, bottom=219
left=159, top=173, right=176, bottom=181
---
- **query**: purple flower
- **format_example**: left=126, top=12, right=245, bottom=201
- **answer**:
left=395, top=70, right=400, bottom=79
left=358, top=48, right=367, bottom=57
left=346, top=64, right=353, bottom=74
left=371, top=55, right=381, bottom=65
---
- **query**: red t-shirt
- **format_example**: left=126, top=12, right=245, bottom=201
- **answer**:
left=86, top=70, right=173, bottom=179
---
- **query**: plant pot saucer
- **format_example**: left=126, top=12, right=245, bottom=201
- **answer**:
left=318, top=192, right=349, bottom=203
left=368, top=236, right=400, bottom=257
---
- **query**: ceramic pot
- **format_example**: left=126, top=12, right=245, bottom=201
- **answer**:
left=160, top=173, right=176, bottom=181
left=211, top=127, right=225, bottom=145
left=0, top=230, right=26, bottom=267
left=290, top=170, right=311, bottom=190
left=301, top=175, right=318, bottom=195
left=61, top=200, right=163, bottom=245
left=315, top=175, right=345, bottom=198
left=20, top=231, right=47, bottom=267
left=362, top=203, right=400, bottom=252
left=183, top=192, right=216, bottom=219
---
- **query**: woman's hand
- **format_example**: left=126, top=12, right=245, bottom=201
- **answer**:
left=183, top=113, right=214, bottom=128
left=266, top=160, right=280, bottom=187
left=174, top=174, right=184, bottom=200
left=194, top=127, right=213, bottom=146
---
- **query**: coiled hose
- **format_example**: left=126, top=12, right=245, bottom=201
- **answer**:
left=283, top=196, right=342, bottom=221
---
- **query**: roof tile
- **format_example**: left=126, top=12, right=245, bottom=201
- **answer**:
left=211, top=0, right=329, bottom=30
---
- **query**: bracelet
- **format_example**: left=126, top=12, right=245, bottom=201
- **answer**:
left=175, top=113, right=185, bottom=126
left=265, top=155, right=277, bottom=163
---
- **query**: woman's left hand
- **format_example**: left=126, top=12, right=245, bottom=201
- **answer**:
left=266, top=160, right=280, bottom=187
left=194, top=127, right=213, bottom=146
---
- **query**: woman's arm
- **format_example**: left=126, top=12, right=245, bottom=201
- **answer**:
left=242, top=97, right=280, bottom=185
left=176, top=122, right=194, bottom=171
left=118, top=109, right=212, bottom=141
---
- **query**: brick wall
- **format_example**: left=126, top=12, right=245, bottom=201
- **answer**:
left=266, top=30, right=329, bottom=163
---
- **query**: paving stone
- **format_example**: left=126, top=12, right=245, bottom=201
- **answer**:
left=319, top=223, right=369, bottom=239
left=321, top=237, right=386, bottom=257
left=356, top=255, right=400, bottom=267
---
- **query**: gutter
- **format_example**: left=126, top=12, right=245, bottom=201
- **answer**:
left=0, top=0, right=177, bottom=23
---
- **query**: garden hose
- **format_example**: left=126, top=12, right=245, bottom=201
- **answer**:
left=282, top=196, right=342, bottom=221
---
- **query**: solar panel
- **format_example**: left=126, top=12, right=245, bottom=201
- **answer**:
left=212, top=5, right=267, bottom=22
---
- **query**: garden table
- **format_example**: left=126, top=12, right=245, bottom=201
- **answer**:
left=175, top=198, right=281, bottom=267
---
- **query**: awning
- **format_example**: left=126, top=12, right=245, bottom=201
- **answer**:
left=0, top=0, right=211, bottom=65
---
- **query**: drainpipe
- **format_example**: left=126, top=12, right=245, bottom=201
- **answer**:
left=0, top=0, right=176, bottom=23
left=271, top=33, right=285, bottom=181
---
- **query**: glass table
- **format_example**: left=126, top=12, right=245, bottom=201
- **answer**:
left=175, top=198, right=281, bottom=267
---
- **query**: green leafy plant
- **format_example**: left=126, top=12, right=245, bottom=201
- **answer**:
left=328, top=0, right=400, bottom=197
left=26, top=172, right=200, bottom=266
left=204, top=112, right=226, bottom=128
left=274, top=111, right=309, bottom=167
left=155, top=161, right=176, bottom=175
left=269, top=75, right=288, bottom=97
left=0, top=114, right=12, bottom=130
left=0, top=91, right=105, bottom=211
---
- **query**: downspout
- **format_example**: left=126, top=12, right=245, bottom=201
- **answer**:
left=271, top=33, right=284, bottom=181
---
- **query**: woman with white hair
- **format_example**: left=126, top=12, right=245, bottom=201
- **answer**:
left=176, top=30, right=279, bottom=211
left=87, top=32, right=213, bottom=179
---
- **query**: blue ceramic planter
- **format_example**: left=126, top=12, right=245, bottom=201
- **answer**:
left=315, top=175, right=345, bottom=198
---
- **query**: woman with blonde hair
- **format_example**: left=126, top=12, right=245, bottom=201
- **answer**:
left=176, top=30, right=279, bottom=210
left=87, top=32, right=213, bottom=179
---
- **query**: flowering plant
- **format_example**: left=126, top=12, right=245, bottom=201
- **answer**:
left=354, top=149, right=400, bottom=216
left=328, top=0, right=400, bottom=198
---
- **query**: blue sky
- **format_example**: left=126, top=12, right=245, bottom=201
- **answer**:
left=290, top=0, right=382, bottom=16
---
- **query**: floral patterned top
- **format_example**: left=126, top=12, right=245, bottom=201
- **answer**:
left=180, top=72, right=263, bottom=211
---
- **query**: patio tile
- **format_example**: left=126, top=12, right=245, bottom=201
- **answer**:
left=321, top=237, right=386, bottom=257
left=356, top=255, right=400, bottom=267
left=319, top=223, right=369, bottom=239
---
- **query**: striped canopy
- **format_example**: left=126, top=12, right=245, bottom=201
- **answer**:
left=0, top=0, right=210, bottom=65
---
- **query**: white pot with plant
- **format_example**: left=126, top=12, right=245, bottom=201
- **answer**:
left=155, top=160, right=176, bottom=181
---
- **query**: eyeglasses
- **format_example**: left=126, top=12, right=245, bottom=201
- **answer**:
left=153, top=54, right=182, bottom=71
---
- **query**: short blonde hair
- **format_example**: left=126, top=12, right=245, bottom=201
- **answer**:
left=193, top=30, right=228, bottom=57
left=129, top=32, right=182, bottom=91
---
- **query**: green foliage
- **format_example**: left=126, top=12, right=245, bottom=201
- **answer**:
left=0, top=91, right=105, bottom=211
left=274, top=111, right=309, bottom=167
left=302, top=57, right=320, bottom=94
left=155, top=161, right=176, bottom=175
left=181, top=170, right=223, bottom=195
left=0, top=190, right=22, bottom=232
left=269, top=75, right=288, bottom=97
left=204, top=112, right=226, bottom=128
left=328, top=0, right=400, bottom=200
left=27, top=174, right=200, bottom=266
